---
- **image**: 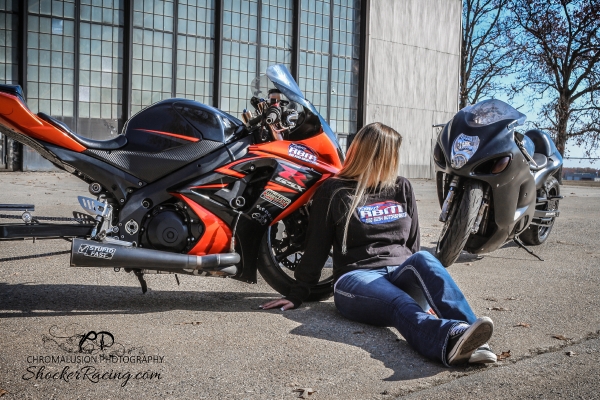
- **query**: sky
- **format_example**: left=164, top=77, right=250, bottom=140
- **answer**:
left=492, top=79, right=598, bottom=169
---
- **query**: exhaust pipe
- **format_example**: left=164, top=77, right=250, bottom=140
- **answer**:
left=70, top=238, right=239, bottom=275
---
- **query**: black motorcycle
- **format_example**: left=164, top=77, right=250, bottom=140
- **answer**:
left=432, top=99, right=563, bottom=267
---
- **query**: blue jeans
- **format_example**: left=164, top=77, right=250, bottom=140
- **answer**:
left=333, top=251, right=477, bottom=366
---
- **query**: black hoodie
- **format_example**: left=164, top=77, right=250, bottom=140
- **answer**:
left=285, top=176, right=420, bottom=307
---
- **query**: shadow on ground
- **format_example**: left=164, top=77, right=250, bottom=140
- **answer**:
left=0, top=282, right=450, bottom=381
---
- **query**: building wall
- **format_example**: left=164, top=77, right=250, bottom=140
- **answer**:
left=0, top=0, right=363, bottom=172
left=365, top=0, right=461, bottom=178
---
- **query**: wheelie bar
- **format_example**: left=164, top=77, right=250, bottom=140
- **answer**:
left=0, top=223, right=93, bottom=239
left=70, top=238, right=240, bottom=275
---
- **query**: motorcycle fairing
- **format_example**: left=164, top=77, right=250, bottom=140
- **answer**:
left=436, top=109, right=536, bottom=253
left=0, top=91, right=86, bottom=152
left=266, top=65, right=345, bottom=163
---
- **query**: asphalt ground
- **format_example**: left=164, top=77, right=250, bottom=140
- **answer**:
left=0, top=172, right=599, bottom=399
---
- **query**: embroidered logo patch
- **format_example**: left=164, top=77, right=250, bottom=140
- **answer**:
left=288, top=143, right=318, bottom=164
left=357, top=201, right=407, bottom=224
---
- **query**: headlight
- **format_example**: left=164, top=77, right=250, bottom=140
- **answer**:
left=451, top=133, right=480, bottom=169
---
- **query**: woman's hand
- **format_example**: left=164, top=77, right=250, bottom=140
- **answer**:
left=260, top=298, right=295, bottom=311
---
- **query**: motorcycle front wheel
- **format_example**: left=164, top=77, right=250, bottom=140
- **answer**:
left=435, top=179, right=483, bottom=267
left=257, top=211, right=334, bottom=301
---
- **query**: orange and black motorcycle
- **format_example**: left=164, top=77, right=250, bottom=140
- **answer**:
left=0, top=64, right=343, bottom=299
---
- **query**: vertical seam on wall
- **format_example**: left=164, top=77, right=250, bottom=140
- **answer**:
left=291, top=0, right=300, bottom=80
left=326, top=0, right=333, bottom=123
left=74, top=0, right=81, bottom=133
left=172, top=0, right=178, bottom=98
left=213, top=0, right=223, bottom=108
left=257, top=0, right=262, bottom=77
left=122, top=0, right=133, bottom=124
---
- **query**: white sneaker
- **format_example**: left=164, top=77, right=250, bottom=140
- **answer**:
left=447, top=317, right=494, bottom=365
left=469, top=343, right=497, bottom=364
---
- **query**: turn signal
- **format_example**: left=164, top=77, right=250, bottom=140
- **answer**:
left=491, top=156, right=511, bottom=174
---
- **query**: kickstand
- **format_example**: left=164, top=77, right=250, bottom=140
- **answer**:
left=133, top=270, right=148, bottom=294
left=175, top=274, right=180, bottom=286
left=513, top=237, right=544, bottom=261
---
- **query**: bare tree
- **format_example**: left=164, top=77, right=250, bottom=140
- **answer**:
left=507, top=0, right=600, bottom=156
left=460, top=0, right=514, bottom=109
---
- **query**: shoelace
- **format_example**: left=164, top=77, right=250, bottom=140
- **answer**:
left=448, top=323, right=470, bottom=337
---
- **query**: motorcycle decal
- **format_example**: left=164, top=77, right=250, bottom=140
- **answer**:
left=260, top=189, right=292, bottom=209
left=215, top=165, right=246, bottom=179
left=251, top=205, right=273, bottom=226
left=135, top=129, right=200, bottom=142
left=276, top=163, right=308, bottom=192
left=288, top=143, right=318, bottom=164
left=274, top=176, right=304, bottom=192
left=451, top=133, right=480, bottom=169
left=252, top=212, right=270, bottom=225
left=77, top=244, right=116, bottom=259
left=265, top=181, right=296, bottom=194
left=357, top=201, right=407, bottom=224
left=191, top=183, right=229, bottom=190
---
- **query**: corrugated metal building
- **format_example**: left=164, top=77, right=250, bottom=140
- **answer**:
left=0, top=0, right=460, bottom=177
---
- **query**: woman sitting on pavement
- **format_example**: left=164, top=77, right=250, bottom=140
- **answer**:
left=261, top=122, right=497, bottom=366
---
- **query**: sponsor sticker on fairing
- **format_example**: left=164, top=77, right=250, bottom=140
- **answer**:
left=260, top=189, right=292, bottom=209
left=288, top=143, right=318, bottom=164
left=357, top=201, right=407, bottom=224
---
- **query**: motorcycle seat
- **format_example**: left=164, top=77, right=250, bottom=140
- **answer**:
left=530, top=153, right=548, bottom=171
left=37, top=112, right=127, bottom=151
left=524, top=129, right=553, bottom=157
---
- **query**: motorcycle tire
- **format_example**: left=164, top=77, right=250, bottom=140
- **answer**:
left=435, top=179, right=484, bottom=267
left=519, top=176, right=560, bottom=245
left=257, top=216, right=334, bottom=302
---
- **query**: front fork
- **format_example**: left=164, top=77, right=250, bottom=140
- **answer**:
left=439, top=175, right=491, bottom=235
left=471, top=185, right=491, bottom=234
left=439, top=176, right=460, bottom=222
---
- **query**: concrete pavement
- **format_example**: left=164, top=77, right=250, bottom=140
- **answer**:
left=0, top=172, right=599, bottom=399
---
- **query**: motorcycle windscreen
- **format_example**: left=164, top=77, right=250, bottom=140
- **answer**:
left=461, top=99, right=527, bottom=128
left=266, top=64, right=340, bottom=150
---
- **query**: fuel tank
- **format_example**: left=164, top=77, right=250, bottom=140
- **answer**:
left=122, top=99, right=244, bottom=152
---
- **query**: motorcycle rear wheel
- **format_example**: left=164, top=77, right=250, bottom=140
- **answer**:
left=257, top=212, right=334, bottom=301
left=519, top=176, right=560, bottom=245
left=435, top=179, right=484, bottom=267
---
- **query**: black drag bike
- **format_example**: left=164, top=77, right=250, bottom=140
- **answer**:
left=433, top=99, right=563, bottom=267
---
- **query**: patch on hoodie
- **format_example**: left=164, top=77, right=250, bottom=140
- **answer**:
left=357, top=201, right=407, bottom=224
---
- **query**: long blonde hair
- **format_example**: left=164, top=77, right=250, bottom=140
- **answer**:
left=336, top=122, right=403, bottom=253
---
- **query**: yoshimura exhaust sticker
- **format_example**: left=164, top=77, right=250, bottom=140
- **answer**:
left=357, top=201, right=407, bottom=224
left=78, top=244, right=116, bottom=259
left=288, top=143, right=317, bottom=164
left=260, top=189, right=292, bottom=209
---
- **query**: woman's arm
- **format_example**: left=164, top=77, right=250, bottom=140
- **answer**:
left=405, top=179, right=421, bottom=254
